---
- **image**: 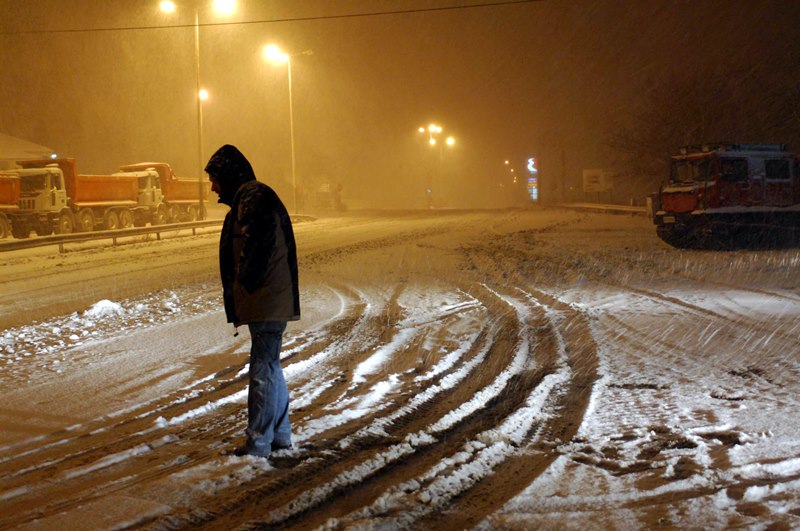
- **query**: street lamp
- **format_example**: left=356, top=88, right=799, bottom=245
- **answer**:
left=417, top=123, right=455, bottom=207
left=160, top=0, right=236, bottom=220
left=263, top=44, right=312, bottom=215
left=503, top=160, right=517, bottom=183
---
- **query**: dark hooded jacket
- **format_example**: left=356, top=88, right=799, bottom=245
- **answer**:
left=205, top=144, right=300, bottom=326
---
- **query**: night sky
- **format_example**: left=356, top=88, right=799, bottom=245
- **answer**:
left=2, top=0, right=799, bottom=208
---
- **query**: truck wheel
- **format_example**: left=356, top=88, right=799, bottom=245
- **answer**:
left=104, top=210, right=119, bottom=230
left=11, top=220, right=30, bottom=239
left=188, top=205, right=199, bottom=221
left=0, top=215, right=10, bottom=238
left=153, top=205, right=167, bottom=225
left=78, top=208, right=94, bottom=232
left=57, top=211, right=76, bottom=234
left=35, top=221, right=54, bottom=236
left=118, top=209, right=134, bottom=229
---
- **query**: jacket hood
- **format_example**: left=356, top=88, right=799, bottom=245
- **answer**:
left=205, top=144, right=256, bottom=205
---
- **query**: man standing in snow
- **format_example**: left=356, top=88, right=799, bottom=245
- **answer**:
left=205, top=144, right=300, bottom=458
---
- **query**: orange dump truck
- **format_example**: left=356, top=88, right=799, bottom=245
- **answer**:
left=6, top=158, right=167, bottom=238
left=0, top=172, right=21, bottom=238
left=119, top=162, right=210, bottom=222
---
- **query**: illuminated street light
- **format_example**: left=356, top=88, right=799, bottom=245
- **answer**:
left=160, top=1, right=236, bottom=220
left=263, top=43, right=313, bottom=215
left=263, top=44, right=289, bottom=64
left=213, top=0, right=237, bottom=15
left=417, top=122, right=456, bottom=208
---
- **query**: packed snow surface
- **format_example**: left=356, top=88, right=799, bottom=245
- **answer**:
left=1, top=208, right=799, bottom=529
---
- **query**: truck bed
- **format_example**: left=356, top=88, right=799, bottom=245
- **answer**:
left=69, top=174, right=139, bottom=204
left=0, top=173, right=21, bottom=208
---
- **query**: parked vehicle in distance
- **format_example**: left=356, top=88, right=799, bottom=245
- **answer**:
left=653, top=143, right=800, bottom=248
left=5, top=158, right=166, bottom=238
left=118, top=162, right=209, bottom=222
left=0, top=171, right=21, bottom=238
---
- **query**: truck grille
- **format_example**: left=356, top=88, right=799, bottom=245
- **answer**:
left=19, top=199, right=36, bottom=209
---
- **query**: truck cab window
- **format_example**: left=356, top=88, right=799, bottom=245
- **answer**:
left=671, top=161, right=693, bottom=183
left=720, top=159, right=748, bottom=182
left=21, top=174, right=47, bottom=192
left=671, top=162, right=684, bottom=183
left=765, top=159, right=790, bottom=180
left=671, top=159, right=711, bottom=183
left=696, top=159, right=710, bottom=181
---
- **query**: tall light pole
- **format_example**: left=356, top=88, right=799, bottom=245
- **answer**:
left=160, top=0, right=236, bottom=219
left=418, top=123, right=455, bottom=208
left=263, top=44, right=312, bottom=215
left=193, top=10, right=205, bottom=219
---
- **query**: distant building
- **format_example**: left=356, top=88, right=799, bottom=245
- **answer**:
left=0, top=133, right=56, bottom=169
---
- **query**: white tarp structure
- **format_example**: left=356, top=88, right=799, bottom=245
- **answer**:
left=0, top=133, right=55, bottom=168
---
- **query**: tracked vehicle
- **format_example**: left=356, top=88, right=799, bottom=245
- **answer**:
left=653, top=143, right=800, bottom=248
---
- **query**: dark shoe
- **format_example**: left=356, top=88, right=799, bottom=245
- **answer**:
left=271, top=442, right=293, bottom=451
left=221, top=445, right=249, bottom=457
left=223, top=445, right=268, bottom=458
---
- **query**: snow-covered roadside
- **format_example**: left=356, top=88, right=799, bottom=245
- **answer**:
left=0, top=261, right=265, bottom=447
left=0, top=288, right=218, bottom=381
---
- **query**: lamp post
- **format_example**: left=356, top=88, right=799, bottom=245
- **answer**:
left=193, top=10, right=205, bottom=219
left=418, top=123, right=455, bottom=208
left=160, top=0, right=236, bottom=220
left=263, top=44, right=313, bottom=215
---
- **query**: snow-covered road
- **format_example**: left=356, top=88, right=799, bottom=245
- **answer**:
left=1, top=208, right=799, bottom=529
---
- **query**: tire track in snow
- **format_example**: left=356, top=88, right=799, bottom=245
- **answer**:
left=0, top=291, right=373, bottom=528
left=283, top=282, right=399, bottom=435
left=138, top=284, right=526, bottom=529
left=406, top=288, right=599, bottom=530
left=0, top=335, right=246, bottom=471
left=0, top=281, right=479, bottom=529
left=0, top=353, right=248, bottom=525
left=265, top=286, right=597, bottom=530
left=293, top=284, right=489, bottom=451
left=194, top=285, right=584, bottom=530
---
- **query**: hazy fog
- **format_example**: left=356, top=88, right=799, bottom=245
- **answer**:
left=1, top=0, right=799, bottom=210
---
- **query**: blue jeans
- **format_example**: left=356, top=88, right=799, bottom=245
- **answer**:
left=245, top=320, right=292, bottom=456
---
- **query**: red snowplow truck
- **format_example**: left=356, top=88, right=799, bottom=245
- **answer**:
left=5, top=158, right=167, bottom=238
left=653, top=143, right=800, bottom=248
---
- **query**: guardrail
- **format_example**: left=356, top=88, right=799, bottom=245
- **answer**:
left=0, top=214, right=318, bottom=254
left=561, top=202, right=649, bottom=216
left=0, top=219, right=223, bottom=254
